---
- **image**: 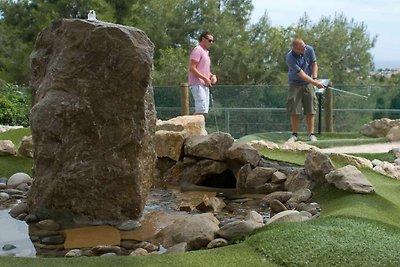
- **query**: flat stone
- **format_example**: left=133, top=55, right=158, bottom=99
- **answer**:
left=2, top=244, right=17, bottom=251
left=40, top=235, right=65, bottom=245
left=37, top=219, right=61, bottom=231
left=266, top=210, right=303, bottom=225
left=64, top=225, right=120, bottom=249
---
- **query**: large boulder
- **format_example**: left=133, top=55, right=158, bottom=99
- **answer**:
left=304, top=151, right=335, bottom=183
left=386, top=126, right=400, bottom=142
left=245, top=167, right=276, bottom=193
left=17, top=135, right=34, bottom=158
left=156, top=115, right=207, bottom=136
left=28, top=19, right=156, bottom=221
left=328, top=153, right=373, bottom=169
left=155, top=115, right=207, bottom=161
left=225, top=142, right=261, bottom=170
left=325, top=165, right=375, bottom=194
left=155, top=130, right=186, bottom=161
left=184, top=132, right=234, bottom=161
left=0, top=140, right=16, bottom=156
left=153, top=213, right=219, bottom=250
left=284, top=168, right=314, bottom=192
left=360, top=118, right=400, bottom=138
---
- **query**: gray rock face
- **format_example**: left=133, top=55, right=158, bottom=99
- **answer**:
left=28, top=19, right=156, bottom=221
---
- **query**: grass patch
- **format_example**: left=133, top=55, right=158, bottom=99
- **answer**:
left=246, top=216, right=400, bottom=267
left=0, top=155, right=32, bottom=177
left=0, top=128, right=32, bottom=178
left=0, top=128, right=31, bottom=149
left=0, top=243, right=270, bottom=267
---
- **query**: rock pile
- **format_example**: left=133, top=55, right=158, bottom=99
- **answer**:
left=0, top=116, right=385, bottom=257
left=361, top=118, right=400, bottom=141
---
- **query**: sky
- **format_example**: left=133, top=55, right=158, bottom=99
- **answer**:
left=251, top=0, right=400, bottom=69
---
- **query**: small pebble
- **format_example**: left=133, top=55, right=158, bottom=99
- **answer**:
left=2, top=244, right=17, bottom=251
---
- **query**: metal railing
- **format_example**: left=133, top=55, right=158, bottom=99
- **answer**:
left=154, top=84, right=400, bottom=138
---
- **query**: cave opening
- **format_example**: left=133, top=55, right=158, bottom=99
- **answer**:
left=198, top=169, right=236, bottom=189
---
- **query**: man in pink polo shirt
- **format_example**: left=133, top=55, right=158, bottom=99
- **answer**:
left=188, top=31, right=217, bottom=115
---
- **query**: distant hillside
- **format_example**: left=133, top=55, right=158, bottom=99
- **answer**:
left=375, top=60, right=400, bottom=70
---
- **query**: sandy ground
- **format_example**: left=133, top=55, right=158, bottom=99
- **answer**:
left=320, top=141, right=400, bottom=154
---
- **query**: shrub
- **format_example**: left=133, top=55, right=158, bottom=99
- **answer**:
left=0, top=83, right=30, bottom=127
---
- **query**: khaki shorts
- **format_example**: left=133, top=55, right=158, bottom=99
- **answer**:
left=286, top=84, right=318, bottom=115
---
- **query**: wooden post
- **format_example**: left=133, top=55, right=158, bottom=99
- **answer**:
left=325, top=81, right=334, bottom=132
left=181, top=82, right=189, bottom=115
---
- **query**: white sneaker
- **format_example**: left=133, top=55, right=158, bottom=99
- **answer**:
left=309, top=134, right=317, bottom=141
left=288, top=134, right=298, bottom=142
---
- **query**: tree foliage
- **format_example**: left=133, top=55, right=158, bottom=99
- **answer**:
left=0, top=0, right=377, bottom=87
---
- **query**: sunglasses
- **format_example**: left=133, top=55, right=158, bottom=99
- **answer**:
left=204, top=37, right=214, bottom=43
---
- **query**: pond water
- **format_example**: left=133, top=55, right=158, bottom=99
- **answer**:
left=0, top=187, right=265, bottom=257
left=0, top=209, right=36, bottom=257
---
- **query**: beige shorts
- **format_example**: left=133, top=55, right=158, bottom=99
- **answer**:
left=286, top=84, right=318, bottom=115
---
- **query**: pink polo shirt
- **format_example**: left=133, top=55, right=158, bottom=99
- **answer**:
left=188, top=45, right=211, bottom=86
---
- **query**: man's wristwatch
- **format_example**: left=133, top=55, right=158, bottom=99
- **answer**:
left=313, top=77, right=318, bottom=80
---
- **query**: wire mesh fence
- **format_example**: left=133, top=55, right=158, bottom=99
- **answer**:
left=154, top=84, right=400, bottom=138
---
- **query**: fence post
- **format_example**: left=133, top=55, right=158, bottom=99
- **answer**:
left=224, top=109, right=230, bottom=133
left=181, top=82, right=189, bottom=115
left=325, top=81, right=334, bottom=132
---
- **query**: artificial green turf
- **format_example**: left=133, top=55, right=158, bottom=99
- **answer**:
left=312, top=137, right=387, bottom=149
left=1, top=132, right=400, bottom=266
left=349, top=152, right=396, bottom=162
left=0, top=243, right=271, bottom=267
left=313, top=168, right=400, bottom=228
left=246, top=216, right=400, bottom=267
left=259, top=148, right=307, bottom=166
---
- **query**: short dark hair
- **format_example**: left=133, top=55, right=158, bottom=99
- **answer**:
left=199, top=31, right=213, bottom=42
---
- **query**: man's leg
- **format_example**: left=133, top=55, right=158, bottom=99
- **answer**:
left=291, top=115, right=300, bottom=133
left=306, top=113, right=314, bottom=134
left=190, top=85, right=208, bottom=115
left=303, top=84, right=317, bottom=141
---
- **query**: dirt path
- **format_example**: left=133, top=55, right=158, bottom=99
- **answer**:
left=320, top=141, right=400, bottom=154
